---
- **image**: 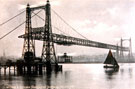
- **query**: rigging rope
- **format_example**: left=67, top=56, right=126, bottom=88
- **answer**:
left=0, top=10, right=25, bottom=26
left=0, top=10, right=43, bottom=40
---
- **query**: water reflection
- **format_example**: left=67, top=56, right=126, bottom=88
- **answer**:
left=128, top=68, right=132, bottom=78
left=21, top=71, right=61, bottom=89
left=120, top=68, right=124, bottom=75
left=120, top=67, right=133, bottom=79
left=104, top=68, right=119, bottom=80
left=46, top=72, right=52, bottom=88
left=45, top=71, right=64, bottom=89
left=0, top=64, right=135, bottom=89
left=0, top=75, right=13, bottom=89
left=22, top=76, right=36, bottom=89
left=64, top=71, right=71, bottom=82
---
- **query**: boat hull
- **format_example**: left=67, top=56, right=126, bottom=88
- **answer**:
left=104, top=65, right=119, bottom=69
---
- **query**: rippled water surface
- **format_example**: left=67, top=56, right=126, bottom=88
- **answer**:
left=0, top=63, right=135, bottom=89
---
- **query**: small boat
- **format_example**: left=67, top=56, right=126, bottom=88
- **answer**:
left=104, top=50, right=119, bottom=68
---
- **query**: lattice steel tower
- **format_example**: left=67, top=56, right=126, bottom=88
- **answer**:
left=41, top=0, right=57, bottom=70
left=22, top=4, right=35, bottom=61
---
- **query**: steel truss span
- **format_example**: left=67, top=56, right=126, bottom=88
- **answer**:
left=19, top=27, right=129, bottom=52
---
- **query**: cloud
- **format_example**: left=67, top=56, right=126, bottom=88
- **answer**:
left=107, top=7, right=119, bottom=17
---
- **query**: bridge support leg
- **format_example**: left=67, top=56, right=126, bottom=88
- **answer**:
left=9, top=66, right=11, bottom=75
left=128, top=38, right=132, bottom=61
left=27, top=65, right=31, bottom=75
left=116, top=44, right=119, bottom=61
left=120, top=38, right=124, bottom=59
left=46, top=62, right=52, bottom=72
left=41, top=0, right=62, bottom=72
left=39, top=64, right=43, bottom=75
left=35, top=65, right=38, bottom=75
left=4, top=67, right=6, bottom=75
left=14, top=66, right=16, bottom=75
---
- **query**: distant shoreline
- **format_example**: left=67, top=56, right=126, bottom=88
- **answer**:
left=58, top=62, right=135, bottom=64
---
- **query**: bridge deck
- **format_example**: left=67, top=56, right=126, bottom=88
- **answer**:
left=18, top=27, right=129, bottom=51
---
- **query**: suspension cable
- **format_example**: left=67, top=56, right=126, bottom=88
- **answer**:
left=51, top=9, right=88, bottom=40
left=0, top=21, right=25, bottom=40
left=0, top=10, right=25, bottom=26
left=53, top=26, right=69, bottom=35
left=32, top=11, right=69, bottom=35
left=32, top=12, right=45, bottom=21
left=0, top=10, right=43, bottom=40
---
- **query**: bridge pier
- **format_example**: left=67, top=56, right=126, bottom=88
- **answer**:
left=35, top=65, right=38, bottom=75
left=27, top=65, right=31, bottom=75
left=39, top=63, right=43, bottom=75
left=116, top=44, right=119, bottom=60
left=14, top=65, right=16, bottom=75
left=9, top=66, right=11, bottom=75
left=46, top=62, right=52, bottom=72
left=0, top=68, right=1, bottom=75
left=4, top=67, right=6, bottom=75
left=0, top=61, right=62, bottom=76
left=0, top=64, right=1, bottom=75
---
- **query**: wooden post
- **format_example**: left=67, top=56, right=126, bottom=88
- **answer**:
left=35, top=65, right=38, bottom=75
left=9, top=66, right=11, bottom=75
left=44, top=65, right=46, bottom=74
left=4, top=66, right=6, bottom=75
left=0, top=67, right=1, bottom=75
left=24, top=66, right=26, bottom=74
left=31, top=65, right=34, bottom=74
left=14, top=66, right=15, bottom=75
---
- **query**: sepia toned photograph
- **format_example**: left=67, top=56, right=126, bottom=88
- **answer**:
left=0, top=0, right=134, bottom=89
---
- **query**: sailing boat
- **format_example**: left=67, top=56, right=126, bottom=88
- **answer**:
left=104, top=50, right=119, bottom=68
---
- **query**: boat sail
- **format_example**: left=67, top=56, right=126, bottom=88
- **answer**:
left=104, top=50, right=119, bottom=68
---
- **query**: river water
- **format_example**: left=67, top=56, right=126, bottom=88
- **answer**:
left=0, top=63, right=134, bottom=89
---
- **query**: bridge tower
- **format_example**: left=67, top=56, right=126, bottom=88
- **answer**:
left=41, top=0, right=57, bottom=71
left=120, top=38, right=124, bottom=58
left=22, top=4, right=35, bottom=61
left=116, top=44, right=119, bottom=59
left=128, top=38, right=132, bottom=59
left=119, top=38, right=133, bottom=61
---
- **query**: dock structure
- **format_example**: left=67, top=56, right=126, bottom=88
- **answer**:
left=0, top=61, right=16, bottom=75
left=0, top=59, right=62, bottom=75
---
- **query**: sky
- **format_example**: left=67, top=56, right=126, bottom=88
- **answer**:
left=0, top=0, right=135, bottom=57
